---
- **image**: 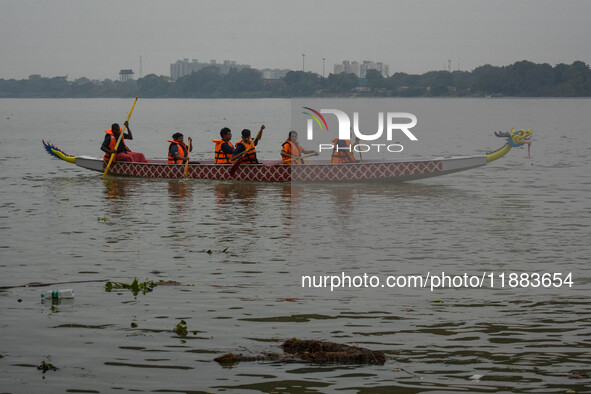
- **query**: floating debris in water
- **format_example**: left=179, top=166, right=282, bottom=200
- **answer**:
left=206, top=247, right=229, bottom=254
left=37, top=361, right=58, bottom=373
left=215, top=339, right=387, bottom=366
left=158, top=280, right=182, bottom=286
left=547, top=370, right=591, bottom=379
left=105, top=278, right=193, bottom=296
left=173, top=320, right=188, bottom=337
left=105, top=278, right=160, bottom=296
left=173, top=320, right=198, bottom=337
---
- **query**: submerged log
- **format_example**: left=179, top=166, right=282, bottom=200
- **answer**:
left=214, top=352, right=277, bottom=365
left=282, top=339, right=386, bottom=365
left=214, top=339, right=386, bottom=366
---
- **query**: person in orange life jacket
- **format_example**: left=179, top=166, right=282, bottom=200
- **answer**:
left=101, top=121, right=148, bottom=163
left=281, top=130, right=318, bottom=164
left=213, top=127, right=235, bottom=164
left=168, top=132, right=193, bottom=164
left=232, top=128, right=263, bottom=164
left=331, top=136, right=359, bottom=164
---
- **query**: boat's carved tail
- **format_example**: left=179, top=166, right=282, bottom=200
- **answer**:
left=486, top=127, right=532, bottom=162
left=42, top=140, right=76, bottom=164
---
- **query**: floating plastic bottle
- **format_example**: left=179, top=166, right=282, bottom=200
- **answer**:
left=40, top=289, right=74, bottom=299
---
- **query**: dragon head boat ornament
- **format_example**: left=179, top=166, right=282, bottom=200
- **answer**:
left=42, top=127, right=532, bottom=182
left=486, top=127, right=533, bottom=162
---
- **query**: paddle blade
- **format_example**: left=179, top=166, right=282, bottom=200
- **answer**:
left=229, top=157, right=243, bottom=176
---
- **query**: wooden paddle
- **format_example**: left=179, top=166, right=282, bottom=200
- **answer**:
left=103, top=97, right=138, bottom=177
left=184, top=137, right=193, bottom=178
left=287, top=153, right=317, bottom=163
left=229, top=125, right=265, bottom=176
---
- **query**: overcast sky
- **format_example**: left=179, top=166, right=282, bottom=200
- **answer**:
left=1, top=0, right=590, bottom=80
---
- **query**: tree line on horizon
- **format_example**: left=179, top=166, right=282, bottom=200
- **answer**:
left=1, top=60, right=590, bottom=98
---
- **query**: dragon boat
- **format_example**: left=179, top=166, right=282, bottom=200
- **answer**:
left=43, top=128, right=531, bottom=183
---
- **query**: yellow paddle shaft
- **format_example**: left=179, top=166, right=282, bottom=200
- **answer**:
left=103, top=97, right=138, bottom=177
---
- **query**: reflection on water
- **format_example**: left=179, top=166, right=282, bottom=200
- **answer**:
left=103, top=178, right=127, bottom=201
left=213, top=182, right=259, bottom=208
left=167, top=179, right=193, bottom=203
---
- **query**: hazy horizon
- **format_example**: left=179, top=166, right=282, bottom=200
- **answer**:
left=1, top=0, right=590, bottom=81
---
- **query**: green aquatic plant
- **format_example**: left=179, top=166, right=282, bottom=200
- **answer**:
left=105, top=279, right=187, bottom=296
left=173, top=320, right=198, bottom=337
left=105, top=278, right=159, bottom=296
left=96, top=216, right=108, bottom=222
left=174, top=320, right=188, bottom=337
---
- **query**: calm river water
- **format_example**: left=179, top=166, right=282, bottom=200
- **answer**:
left=0, top=98, right=590, bottom=393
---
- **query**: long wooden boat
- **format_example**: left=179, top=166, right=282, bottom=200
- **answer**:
left=43, top=128, right=531, bottom=183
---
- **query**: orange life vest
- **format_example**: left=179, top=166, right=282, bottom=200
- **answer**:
left=168, top=140, right=188, bottom=164
left=331, top=139, right=356, bottom=164
left=281, top=140, right=304, bottom=164
left=234, top=140, right=258, bottom=164
left=213, top=139, right=234, bottom=164
left=103, top=129, right=130, bottom=162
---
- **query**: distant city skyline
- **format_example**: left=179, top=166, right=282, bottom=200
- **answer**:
left=168, top=57, right=390, bottom=82
left=170, top=58, right=251, bottom=81
left=1, top=0, right=590, bottom=81
left=6, top=53, right=591, bottom=82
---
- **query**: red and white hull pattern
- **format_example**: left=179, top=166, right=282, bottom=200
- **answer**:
left=73, top=156, right=487, bottom=183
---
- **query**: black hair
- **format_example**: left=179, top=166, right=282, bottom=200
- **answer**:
left=241, top=129, right=251, bottom=138
left=220, top=127, right=231, bottom=138
left=172, top=132, right=183, bottom=140
left=289, top=130, right=298, bottom=138
left=112, top=123, right=120, bottom=132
